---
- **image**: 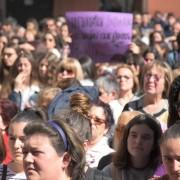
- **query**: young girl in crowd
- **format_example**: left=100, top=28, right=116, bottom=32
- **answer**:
left=37, top=52, right=59, bottom=88
left=9, top=50, right=40, bottom=110
left=154, top=122, right=180, bottom=180
left=0, top=108, right=46, bottom=179
left=0, top=43, right=19, bottom=98
left=103, top=113, right=163, bottom=180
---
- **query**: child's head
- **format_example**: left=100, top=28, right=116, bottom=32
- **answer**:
left=160, top=123, right=180, bottom=180
left=114, top=111, right=142, bottom=150
left=114, top=114, right=162, bottom=169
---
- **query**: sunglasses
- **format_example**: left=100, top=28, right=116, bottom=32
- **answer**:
left=88, top=115, right=106, bottom=126
left=59, top=67, right=73, bottom=74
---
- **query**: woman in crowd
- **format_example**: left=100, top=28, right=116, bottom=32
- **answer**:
left=55, top=57, right=84, bottom=89
left=97, top=111, right=142, bottom=170
left=149, top=31, right=169, bottom=61
left=59, top=22, right=72, bottom=45
left=42, top=31, right=61, bottom=59
left=79, top=55, right=97, bottom=86
left=23, top=119, right=86, bottom=180
left=38, top=52, right=59, bottom=88
left=57, top=22, right=71, bottom=59
left=95, top=74, right=120, bottom=123
left=26, top=18, right=39, bottom=38
left=50, top=105, right=112, bottom=180
left=0, top=43, right=19, bottom=98
left=86, top=100, right=114, bottom=168
left=103, top=113, right=163, bottom=180
left=115, top=64, right=140, bottom=115
left=143, top=49, right=158, bottom=65
left=9, top=50, right=40, bottom=110
left=167, top=75, right=180, bottom=127
left=0, top=99, right=19, bottom=165
left=124, top=61, right=173, bottom=131
left=0, top=108, right=47, bottom=179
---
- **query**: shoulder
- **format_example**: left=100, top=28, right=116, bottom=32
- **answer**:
left=30, top=84, right=40, bottom=92
left=92, top=137, right=114, bottom=153
left=162, top=99, right=168, bottom=110
left=8, top=172, right=26, bottom=180
left=98, top=153, right=113, bottom=170
left=123, top=97, right=144, bottom=112
left=0, top=164, right=20, bottom=179
left=103, top=164, right=123, bottom=179
left=86, top=168, right=112, bottom=180
left=149, top=175, right=169, bottom=180
left=102, top=163, right=113, bottom=177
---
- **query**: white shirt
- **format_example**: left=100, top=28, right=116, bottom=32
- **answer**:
left=0, top=164, right=26, bottom=180
left=86, top=137, right=114, bottom=168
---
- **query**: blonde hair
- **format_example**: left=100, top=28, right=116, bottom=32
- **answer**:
left=116, top=63, right=139, bottom=93
left=172, top=68, right=180, bottom=79
left=142, top=61, right=173, bottom=98
left=113, top=111, right=142, bottom=150
left=70, top=92, right=90, bottom=118
left=38, top=87, right=60, bottom=109
left=58, top=57, right=84, bottom=81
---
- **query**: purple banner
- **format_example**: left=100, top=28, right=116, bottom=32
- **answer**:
left=65, top=12, right=133, bottom=62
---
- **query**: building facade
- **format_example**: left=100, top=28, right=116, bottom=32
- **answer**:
left=0, top=0, right=179, bottom=24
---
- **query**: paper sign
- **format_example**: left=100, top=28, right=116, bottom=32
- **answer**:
left=65, top=11, right=133, bottom=62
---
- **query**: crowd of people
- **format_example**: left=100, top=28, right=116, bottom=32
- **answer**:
left=0, top=10, right=179, bottom=180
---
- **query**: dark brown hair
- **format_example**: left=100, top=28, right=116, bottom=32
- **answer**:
left=113, top=114, right=162, bottom=170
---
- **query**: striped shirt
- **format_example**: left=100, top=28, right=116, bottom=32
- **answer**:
left=0, top=164, right=26, bottom=180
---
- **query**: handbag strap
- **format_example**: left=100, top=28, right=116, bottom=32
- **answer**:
left=1, top=164, right=7, bottom=180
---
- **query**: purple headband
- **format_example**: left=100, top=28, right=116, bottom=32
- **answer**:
left=48, top=120, right=68, bottom=151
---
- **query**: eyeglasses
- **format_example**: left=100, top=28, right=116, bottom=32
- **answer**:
left=59, top=67, right=73, bottom=74
left=89, top=115, right=106, bottom=126
left=144, top=73, right=163, bottom=81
